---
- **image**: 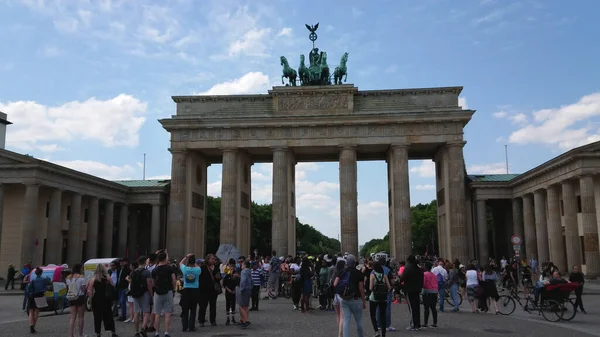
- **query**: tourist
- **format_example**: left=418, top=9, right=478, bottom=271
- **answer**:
left=238, top=260, right=253, bottom=328
left=399, top=255, right=423, bottom=331
left=430, top=259, right=448, bottom=312
left=198, top=253, right=221, bottom=327
left=130, top=256, right=153, bottom=337
left=125, top=262, right=139, bottom=323
left=299, top=257, right=314, bottom=312
left=569, top=266, right=586, bottom=313
left=290, top=257, right=302, bottom=310
left=331, top=258, right=345, bottom=337
left=27, top=267, right=51, bottom=334
left=179, top=254, right=201, bottom=332
left=369, top=260, right=391, bottom=336
left=5, top=264, right=16, bottom=290
left=465, top=264, right=479, bottom=313
left=66, top=263, right=87, bottom=337
left=116, top=259, right=131, bottom=322
left=145, top=253, right=158, bottom=332
left=376, top=257, right=396, bottom=332
left=482, top=264, right=499, bottom=314
left=446, top=263, right=461, bottom=312
left=422, top=261, right=438, bottom=328
left=318, top=259, right=331, bottom=310
left=250, top=261, right=262, bottom=311
left=87, top=264, right=118, bottom=337
left=267, top=251, right=281, bottom=298
left=152, top=250, right=177, bottom=337
left=223, top=265, right=239, bottom=325
left=334, top=254, right=365, bottom=337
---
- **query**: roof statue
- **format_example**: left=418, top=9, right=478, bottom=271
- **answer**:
left=280, top=23, right=349, bottom=86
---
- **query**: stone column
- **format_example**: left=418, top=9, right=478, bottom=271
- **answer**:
left=476, top=200, right=488, bottom=263
left=580, top=175, right=600, bottom=277
left=220, top=149, right=238, bottom=245
left=512, top=198, right=523, bottom=239
left=118, top=204, right=128, bottom=258
left=563, top=181, right=583, bottom=269
left=546, top=186, right=566, bottom=271
left=166, top=149, right=187, bottom=259
left=389, top=144, right=411, bottom=260
left=102, top=201, right=114, bottom=257
left=272, top=147, right=289, bottom=256
left=46, top=189, right=63, bottom=263
left=21, top=184, right=39, bottom=265
left=339, top=146, right=358, bottom=257
left=447, top=142, right=469, bottom=262
left=0, top=184, right=3, bottom=251
left=533, top=190, right=550, bottom=263
left=86, top=197, right=99, bottom=259
left=66, top=193, right=82, bottom=265
left=523, top=194, right=537, bottom=260
left=151, top=204, right=161, bottom=251
left=128, top=207, right=138, bottom=259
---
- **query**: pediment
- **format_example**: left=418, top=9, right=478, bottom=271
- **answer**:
left=0, top=149, right=35, bottom=165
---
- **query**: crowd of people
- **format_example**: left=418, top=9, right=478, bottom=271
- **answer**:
left=13, top=249, right=591, bottom=337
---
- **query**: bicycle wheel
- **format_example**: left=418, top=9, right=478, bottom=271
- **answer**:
left=561, top=299, right=577, bottom=321
left=496, top=295, right=516, bottom=315
left=444, top=291, right=463, bottom=307
left=541, top=299, right=564, bottom=322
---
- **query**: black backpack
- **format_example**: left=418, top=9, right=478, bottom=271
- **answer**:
left=372, top=272, right=388, bottom=302
left=129, top=269, right=147, bottom=298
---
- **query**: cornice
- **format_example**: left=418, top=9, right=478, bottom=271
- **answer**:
left=357, top=86, right=463, bottom=96
left=172, top=94, right=270, bottom=103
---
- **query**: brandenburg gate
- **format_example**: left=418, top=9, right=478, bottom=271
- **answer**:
left=160, top=24, right=474, bottom=261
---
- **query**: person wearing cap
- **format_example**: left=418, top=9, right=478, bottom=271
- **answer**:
left=333, top=254, right=366, bottom=337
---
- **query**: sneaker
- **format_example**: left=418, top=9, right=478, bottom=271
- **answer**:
left=374, top=331, right=381, bottom=337
left=388, top=327, right=396, bottom=332
left=431, top=324, right=437, bottom=328
left=124, top=318, right=132, bottom=323
left=164, top=334, right=170, bottom=337
left=29, top=325, right=36, bottom=334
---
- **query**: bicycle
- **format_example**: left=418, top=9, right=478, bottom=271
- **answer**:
left=419, top=288, right=463, bottom=307
left=496, top=284, right=565, bottom=322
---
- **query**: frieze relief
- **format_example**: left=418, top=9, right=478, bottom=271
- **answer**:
left=277, top=95, right=349, bottom=112
left=173, top=122, right=461, bottom=142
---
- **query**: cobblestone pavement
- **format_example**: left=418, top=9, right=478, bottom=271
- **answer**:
left=0, top=292, right=597, bottom=337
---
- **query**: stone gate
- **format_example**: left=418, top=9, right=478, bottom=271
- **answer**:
left=160, top=84, right=474, bottom=261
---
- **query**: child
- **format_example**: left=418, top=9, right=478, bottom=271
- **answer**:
left=224, top=269, right=240, bottom=325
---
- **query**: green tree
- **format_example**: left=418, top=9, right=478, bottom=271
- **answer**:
left=204, top=196, right=340, bottom=256
left=359, top=200, right=438, bottom=257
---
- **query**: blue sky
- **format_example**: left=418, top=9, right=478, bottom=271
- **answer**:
left=1, top=0, right=599, bottom=244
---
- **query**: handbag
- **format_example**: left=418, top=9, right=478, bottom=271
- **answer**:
left=209, top=267, right=223, bottom=295
left=34, top=296, right=48, bottom=308
left=104, top=278, right=117, bottom=300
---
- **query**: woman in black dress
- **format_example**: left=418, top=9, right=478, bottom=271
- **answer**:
left=86, top=264, right=118, bottom=337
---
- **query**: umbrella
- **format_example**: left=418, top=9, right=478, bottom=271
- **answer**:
left=216, top=244, right=241, bottom=263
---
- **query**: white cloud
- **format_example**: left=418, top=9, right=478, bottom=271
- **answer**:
left=228, top=28, right=271, bottom=57
left=53, top=17, right=79, bottom=33
left=459, top=97, right=468, bottom=109
left=199, top=72, right=270, bottom=95
left=509, top=92, right=600, bottom=150
left=37, top=144, right=64, bottom=153
left=48, top=160, right=136, bottom=180
left=277, top=27, right=292, bottom=37
left=1, top=94, right=147, bottom=151
left=509, top=113, right=528, bottom=124
left=467, top=162, right=507, bottom=174
left=147, top=175, right=171, bottom=180
left=415, top=184, right=435, bottom=191
left=410, top=160, right=435, bottom=178
left=493, top=111, right=507, bottom=118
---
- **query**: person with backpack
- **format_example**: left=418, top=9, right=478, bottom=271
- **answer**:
left=86, top=263, right=118, bottom=337
left=422, top=262, right=438, bottom=328
left=333, top=254, right=365, bottom=337
left=66, top=263, right=87, bottom=337
left=151, top=250, right=176, bottom=337
left=129, top=256, right=154, bottom=337
left=430, top=260, right=448, bottom=312
left=369, top=260, right=391, bottom=337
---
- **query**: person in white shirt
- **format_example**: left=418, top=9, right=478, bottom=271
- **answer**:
left=500, top=257, right=507, bottom=271
left=431, top=261, right=449, bottom=311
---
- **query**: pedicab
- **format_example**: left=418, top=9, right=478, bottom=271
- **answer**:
left=29, top=264, right=70, bottom=315
left=84, top=258, right=119, bottom=311
left=542, top=282, right=581, bottom=321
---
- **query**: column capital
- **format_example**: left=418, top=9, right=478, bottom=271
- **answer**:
left=270, top=146, right=288, bottom=152
left=220, top=148, right=239, bottom=154
left=446, top=140, right=466, bottom=148
left=168, top=148, right=187, bottom=154
left=390, top=143, right=410, bottom=150
left=339, top=145, right=357, bottom=150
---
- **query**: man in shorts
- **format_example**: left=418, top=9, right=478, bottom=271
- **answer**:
left=267, top=251, right=281, bottom=298
left=152, top=250, right=176, bottom=337
left=130, top=256, right=154, bottom=337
